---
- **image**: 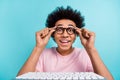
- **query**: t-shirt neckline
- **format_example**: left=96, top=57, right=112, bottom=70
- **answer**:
left=53, top=47, right=76, bottom=58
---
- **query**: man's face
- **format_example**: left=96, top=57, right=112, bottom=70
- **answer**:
left=54, top=19, right=77, bottom=50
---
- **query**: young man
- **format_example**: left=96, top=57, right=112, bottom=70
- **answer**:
left=17, top=6, right=113, bottom=80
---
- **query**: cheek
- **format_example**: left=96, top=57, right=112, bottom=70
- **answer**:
left=71, top=35, right=76, bottom=43
left=53, top=33, right=76, bottom=42
left=53, top=33, right=59, bottom=42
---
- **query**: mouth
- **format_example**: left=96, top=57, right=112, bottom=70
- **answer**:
left=59, top=39, right=71, bottom=46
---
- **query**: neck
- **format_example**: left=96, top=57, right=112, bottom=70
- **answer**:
left=56, top=47, right=74, bottom=56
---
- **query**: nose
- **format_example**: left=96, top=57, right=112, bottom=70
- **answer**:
left=62, top=29, right=69, bottom=37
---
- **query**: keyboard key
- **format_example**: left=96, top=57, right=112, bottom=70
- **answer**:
left=16, top=72, right=106, bottom=80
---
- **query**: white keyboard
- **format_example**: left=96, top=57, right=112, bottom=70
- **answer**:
left=16, top=72, right=106, bottom=80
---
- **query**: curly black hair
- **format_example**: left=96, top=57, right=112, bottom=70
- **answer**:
left=45, top=6, right=85, bottom=28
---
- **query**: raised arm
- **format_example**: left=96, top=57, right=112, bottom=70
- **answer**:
left=17, top=27, right=55, bottom=76
left=75, top=28, right=114, bottom=80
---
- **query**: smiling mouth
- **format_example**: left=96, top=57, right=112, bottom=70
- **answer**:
left=59, top=40, right=71, bottom=45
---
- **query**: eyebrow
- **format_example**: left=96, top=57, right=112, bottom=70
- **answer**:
left=68, top=24, right=74, bottom=27
left=56, top=24, right=63, bottom=26
left=56, top=24, right=75, bottom=27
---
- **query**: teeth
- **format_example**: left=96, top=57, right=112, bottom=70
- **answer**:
left=62, top=41, right=68, bottom=43
left=60, top=40, right=69, bottom=43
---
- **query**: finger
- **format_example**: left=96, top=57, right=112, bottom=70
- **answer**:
left=74, top=27, right=82, bottom=34
left=36, top=31, right=42, bottom=41
left=79, top=30, right=84, bottom=41
left=74, top=27, right=85, bottom=41
left=74, top=27, right=84, bottom=40
left=36, top=30, right=44, bottom=39
left=36, top=28, right=49, bottom=38
left=47, top=27, right=55, bottom=38
left=42, top=28, right=54, bottom=38
left=49, top=26, right=56, bottom=33
left=88, top=32, right=95, bottom=40
left=82, top=28, right=90, bottom=39
left=44, top=28, right=49, bottom=36
left=48, top=26, right=56, bottom=30
left=40, top=31, right=46, bottom=38
left=36, top=27, right=56, bottom=39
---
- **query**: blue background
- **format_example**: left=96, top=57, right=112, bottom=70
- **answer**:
left=0, top=0, right=120, bottom=80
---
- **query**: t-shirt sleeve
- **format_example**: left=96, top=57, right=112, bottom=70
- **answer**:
left=35, top=50, right=44, bottom=72
left=83, top=49, right=94, bottom=72
left=87, top=58, right=94, bottom=72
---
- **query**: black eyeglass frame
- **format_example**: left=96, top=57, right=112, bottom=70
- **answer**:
left=55, top=27, right=77, bottom=35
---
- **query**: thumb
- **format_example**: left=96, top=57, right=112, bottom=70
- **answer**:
left=47, top=28, right=55, bottom=39
left=79, top=31, right=84, bottom=41
left=75, top=27, right=84, bottom=41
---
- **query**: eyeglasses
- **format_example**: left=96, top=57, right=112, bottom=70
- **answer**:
left=55, top=27, right=76, bottom=35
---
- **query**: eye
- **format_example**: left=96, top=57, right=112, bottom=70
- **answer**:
left=56, top=27, right=63, bottom=33
left=67, top=27, right=74, bottom=32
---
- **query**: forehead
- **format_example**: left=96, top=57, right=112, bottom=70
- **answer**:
left=55, top=19, right=76, bottom=27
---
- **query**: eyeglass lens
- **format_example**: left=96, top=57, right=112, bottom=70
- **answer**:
left=55, top=26, right=76, bottom=35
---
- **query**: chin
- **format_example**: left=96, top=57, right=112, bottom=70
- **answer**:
left=59, top=45, right=72, bottom=51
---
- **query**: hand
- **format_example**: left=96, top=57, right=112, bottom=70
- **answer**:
left=35, top=27, right=55, bottom=48
left=75, top=28, right=96, bottom=49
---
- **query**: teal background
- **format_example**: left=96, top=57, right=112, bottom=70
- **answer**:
left=0, top=0, right=120, bottom=80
